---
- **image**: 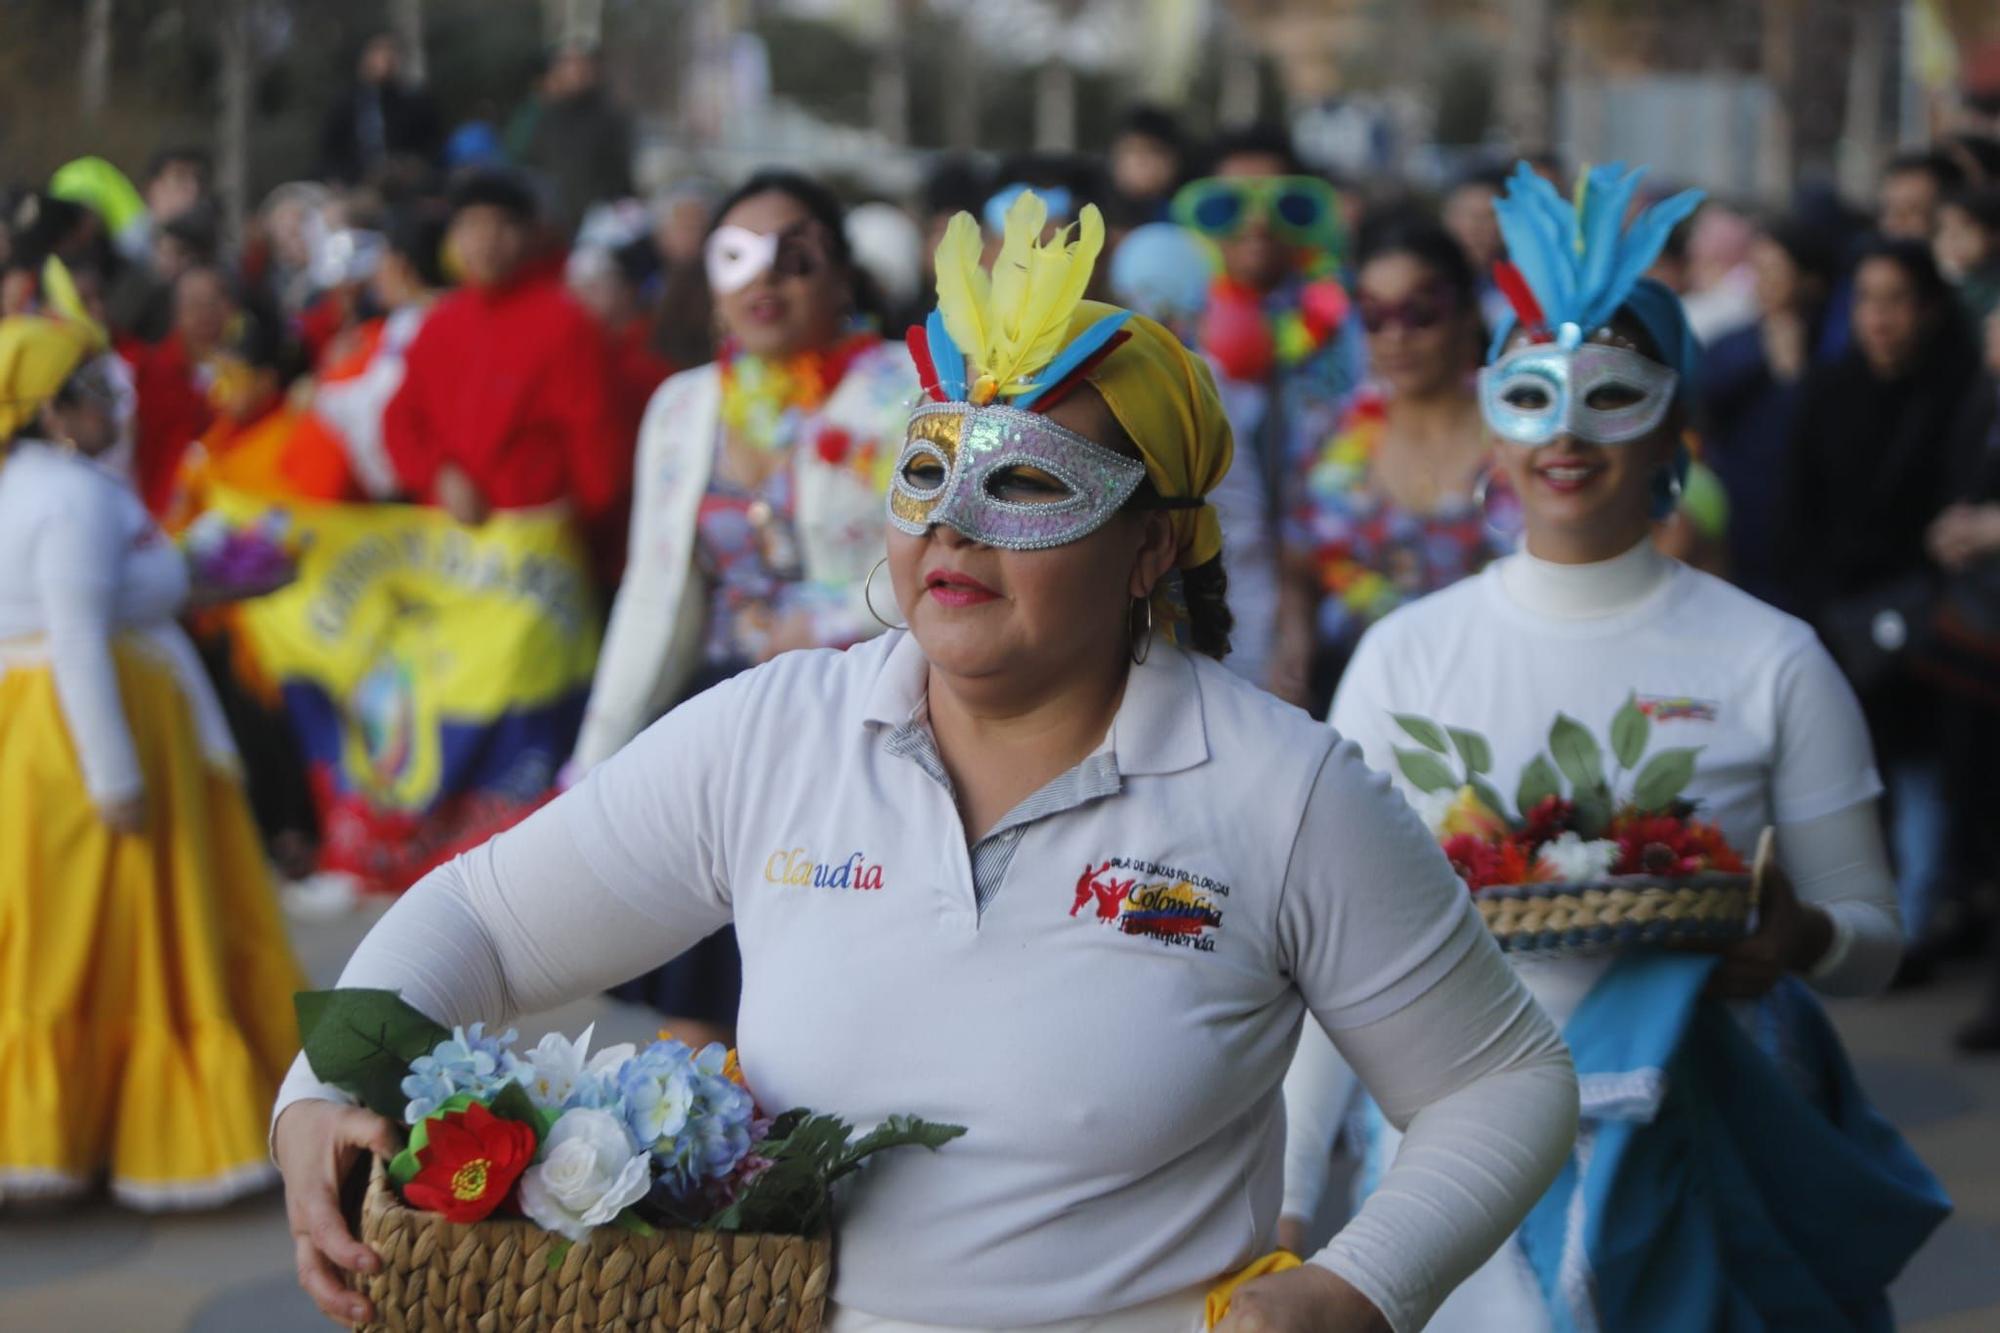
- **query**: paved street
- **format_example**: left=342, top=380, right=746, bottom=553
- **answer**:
left=4, top=902, right=1999, bottom=1332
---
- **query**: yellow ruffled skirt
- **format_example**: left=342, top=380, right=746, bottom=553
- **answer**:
left=0, top=638, right=305, bottom=1209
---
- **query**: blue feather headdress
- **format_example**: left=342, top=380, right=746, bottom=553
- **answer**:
left=1488, top=162, right=1704, bottom=361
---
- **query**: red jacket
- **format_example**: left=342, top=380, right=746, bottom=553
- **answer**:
left=383, top=261, right=627, bottom=525
left=122, top=332, right=214, bottom=517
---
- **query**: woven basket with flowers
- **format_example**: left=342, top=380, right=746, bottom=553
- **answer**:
left=1389, top=697, right=1767, bottom=956
left=295, top=990, right=964, bottom=1332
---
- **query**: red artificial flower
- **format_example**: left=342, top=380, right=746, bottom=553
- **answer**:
left=1519, top=796, right=1576, bottom=848
left=1606, top=813, right=1746, bottom=878
left=1442, top=833, right=1535, bottom=892
left=400, top=1101, right=538, bottom=1224
left=816, top=427, right=853, bottom=466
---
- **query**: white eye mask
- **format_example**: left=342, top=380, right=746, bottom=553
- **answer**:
left=704, top=225, right=779, bottom=294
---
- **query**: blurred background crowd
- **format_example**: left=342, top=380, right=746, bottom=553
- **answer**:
left=6, top=0, right=2000, bottom=1048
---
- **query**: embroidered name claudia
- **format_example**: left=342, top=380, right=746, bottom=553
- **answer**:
left=763, top=848, right=886, bottom=891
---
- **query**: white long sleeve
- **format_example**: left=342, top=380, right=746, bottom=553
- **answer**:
left=12, top=449, right=145, bottom=804
left=1782, top=802, right=1902, bottom=996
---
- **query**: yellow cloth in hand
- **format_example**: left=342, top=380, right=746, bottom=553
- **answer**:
left=1204, top=1250, right=1304, bottom=1328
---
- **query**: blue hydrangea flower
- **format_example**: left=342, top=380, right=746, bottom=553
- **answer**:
left=618, top=1040, right=698, bottom=1150
left=652, top=1043, right=755, bottom=1199
left=400, top=1023, right=523, bottom=1125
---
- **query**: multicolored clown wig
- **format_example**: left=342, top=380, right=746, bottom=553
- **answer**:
left=1480, top=163, right=1703, bottom=467
left=897, top=191, right=1233, bottom=622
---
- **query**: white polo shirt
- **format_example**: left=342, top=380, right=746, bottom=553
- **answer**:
left=563, top=630, right=1483, bottom=1323
left=278, top=629, right=1551, bottom=1329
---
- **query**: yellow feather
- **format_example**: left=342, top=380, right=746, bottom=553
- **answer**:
left=933, top=211, right=991, bottom=373
left=989, top=203, right=1105, bottom=397
left=988, top=190, right=1047, bottom=353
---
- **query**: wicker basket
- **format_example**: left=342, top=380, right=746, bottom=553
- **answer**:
left=1475, top=872, right=1758, bottom=956
left=347, top=1162, right=832, bottom=1332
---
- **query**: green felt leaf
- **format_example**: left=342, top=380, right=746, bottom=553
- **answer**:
left=295, top=989, right=450, bottom=1122
left=1572, top=789, right=1613, bottom=838
left=1394, top=747, right=1459, bottom=794
left=1448, top=728, right=1494, bottom=775
left=1468, top=777, right=1511, bottom=826
left=486, top=1081, right=554, bottom=1137
left=545, top=1239, right=571, bottom=1273
left=1515, top=755, right=1562, bottom=816
left=830, top=1116, right=967, bottom=1184
left=1549, top=713, right=1606, bottom=794
left=1610, top=695, right=1650, bottom=771
left=1393, top=714, right=1451, bottom=753
left=1633, top=747, right=1702, bottom=811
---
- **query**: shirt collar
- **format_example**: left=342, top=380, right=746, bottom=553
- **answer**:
left=859, top=630, right=1209, bottom=778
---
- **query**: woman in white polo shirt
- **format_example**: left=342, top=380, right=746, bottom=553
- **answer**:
left=1283, top=165, right=1939, bottom=1332
left=273, top=192, right=1579, bottom=1333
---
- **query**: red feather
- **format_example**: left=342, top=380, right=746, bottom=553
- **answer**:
left=1492, top=261, right=1544, bottom=332
left=1026, top=331, right=1133, bottom=415
left=904, top=324, right=949, bottom=402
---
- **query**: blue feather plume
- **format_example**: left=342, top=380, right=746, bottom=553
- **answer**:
left=926, top=307, right=967, bottom=400
left=1011, top=309, right=1131, bottom=411
left=1489, top=161, right=1704, bottom=357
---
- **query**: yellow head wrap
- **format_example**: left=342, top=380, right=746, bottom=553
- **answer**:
left=0, top=315, right=99, bottom=443
left=1072, top=298, right=1234, bottom=571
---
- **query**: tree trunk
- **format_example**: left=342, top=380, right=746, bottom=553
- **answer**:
left=1035, top=60, right=1077, bottom=151
left=216, top=0, right=251, bottom=246
left=390, top=0, right=426, bottom=83
left=1758, top=0, right=1801, bottom=203
left=1219, top=16, right=1261, bottom=128
left=1839, top=0, right=1887, bottom=201
left=80, top=0, right=112, bottom=121
left=1498, top=0, right=1557, bottom=149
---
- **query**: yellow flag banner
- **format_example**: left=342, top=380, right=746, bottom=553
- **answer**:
left=211, top=487, right=599, bottom=890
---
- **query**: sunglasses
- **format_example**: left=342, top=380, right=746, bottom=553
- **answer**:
left=1358, top=288, right=1452, bottom=334
left=1170, top=175, right=1340, bottom=244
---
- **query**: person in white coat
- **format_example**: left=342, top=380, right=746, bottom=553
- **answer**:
left=572, top=171, right=918, bottom=1045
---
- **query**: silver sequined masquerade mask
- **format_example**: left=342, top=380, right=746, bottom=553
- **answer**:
left=1478, top=336, right=1678, bottom=447
left=888, top=401, right=1150, bottom=550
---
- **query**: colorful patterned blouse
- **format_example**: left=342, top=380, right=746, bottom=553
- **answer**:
left=1289, top=391, right=1511, bottom=657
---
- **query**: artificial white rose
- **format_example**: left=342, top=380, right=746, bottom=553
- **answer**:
left=1535, top=831, right=1623, bottom=882
left=518, top=1107, right=653, bottom=1242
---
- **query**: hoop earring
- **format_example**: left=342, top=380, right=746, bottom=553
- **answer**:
left=864, top=556, right=906, bottom=630
left=1130, top=595, right=1154, bottom=664
left=1472, top=467, right=1523, bottom=541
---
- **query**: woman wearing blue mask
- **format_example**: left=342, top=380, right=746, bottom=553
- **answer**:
left=1283, top=164, right=1945, bottom=1333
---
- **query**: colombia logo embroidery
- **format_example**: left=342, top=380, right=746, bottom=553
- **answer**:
left=1636, top=694, right=1720, bottom=724
left=1069, top=858, right=1225, bottom=953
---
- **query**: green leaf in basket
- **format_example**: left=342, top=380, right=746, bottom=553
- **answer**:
left=1515, top=754, right=1562, bottom=816
left=1394, top=747, right=1459, bottom=794
left=1632, top=747, right=1702, bottom=811
left=612, top=1208, right=656, bottom=1238
left=1393, top=714, right=1452, bottom=753
left=1467, top=777, right=1511, bottom=826
left=1549, top=713, right=1606, bottom=794
left=830, top=1116, right=968, bottom=1184
left=1572, top=788, right=1613, bottom=838
left=1448, top=727, right=1494, bottom=775
left=545, top=1238, right=571, bottom=1273
left=486, top=1080, right=557, bottom=1138
left=1610, top=694, right=1649, bottom=771
left=295, top=988, right=450, bottom=1123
